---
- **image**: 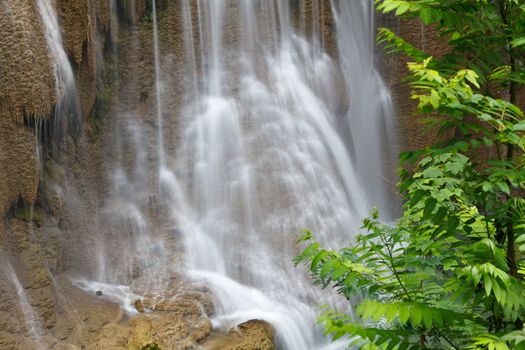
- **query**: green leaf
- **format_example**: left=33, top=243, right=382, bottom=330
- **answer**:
left=432, top=206, right=447, bottom=224
left=422, top=310, right=433, bottom=329
left=430, top=89, right=440, bottom=109
left=320, top=258, right=336, bottom=279
left=497, top=182, right=510, bottom=195
left=422, top=167, right=443, bottom=179
left=410, top=189, right=426, bottom=206
left=512, top=120, right=525, bottom=131
left=332, top=264, right=348, bottom=280
left=395, top=3, right=410, bottom=16
left=398, top=305, right=411, bottom=325
left=420, top=8, right=433, bottom=25
left=484, top=274, right=493, bottom=296
left=410, top=306, right=423, bottom=327
left=516, top=234, right=525, bottom=243
left=423, top=198, right=437, bottom=219
left=447, top=216, right=460, bottom=233
left=511, top=36, right=525, bottom=48
left=311, top=250, right=329, bottom=270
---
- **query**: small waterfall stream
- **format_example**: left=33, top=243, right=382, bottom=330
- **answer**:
left=334, top=1, right=398, bottom=219
left=36, top=0, right=75, bottom=98
left=3, top=264, right=46, bottom=350
left=36, top=0, right=81, bottom=137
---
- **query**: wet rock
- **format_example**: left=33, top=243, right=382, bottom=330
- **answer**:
left=0, top=0, right=57, bottom=122
left=201, top=319, right=275, bottom=350
left=0, top=118, right=39, bottom=216
left=134, top=299, right=145, bottom=313
left=96, top=290, right=103, bottom=296
left=151, top=292, right=214, bottom=316
left=88, top=283, right=215, bottom=350
left=89, top=309, right=212, bottom=350
left=44, top=159, right=66, bottom=184
left=14, top=206, right=34, bottom=222
left=141, top=344, right=162, bottom=350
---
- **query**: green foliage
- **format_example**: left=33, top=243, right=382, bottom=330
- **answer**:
left=296, top=1, right=525, bottom=348
left=376, top=0, right=525, bottom=88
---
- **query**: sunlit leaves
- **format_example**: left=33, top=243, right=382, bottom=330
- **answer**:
left=356, top=300, right=464, bottom=329
left=378, top=28, right=429, bottom=63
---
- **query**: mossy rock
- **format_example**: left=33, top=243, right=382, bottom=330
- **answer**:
left=44, top=158, right=65, bottom=183
left=14, top=206, right=44, bottom=224
left=141, top=343, right=161, bottom=350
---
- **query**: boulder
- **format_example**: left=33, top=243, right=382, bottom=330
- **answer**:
left=88, top=290, right=215, bottom=350
left=201, top=320, right=275, bottom=350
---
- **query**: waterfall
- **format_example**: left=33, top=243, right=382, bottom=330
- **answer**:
left=152, top=0, right=166, bottom=167
left=36, top=0, right=80, bottom=138
left=149, top=0, right=396, bottom=348
left=332, top=0, right=399, bottom=220
left=3, top=264, right=46, bottom=350
left=75, top=1, right=397, bottom=349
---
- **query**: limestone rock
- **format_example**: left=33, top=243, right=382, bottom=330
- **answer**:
left=201, top=320, right=275, bottom=350
left=0, top=0, right=57, bottom=121
left=0, top=118, right=39, bottom=216
left=134, top=299, right=144, bottom=313
left=89, top=285, right=215, bottom=350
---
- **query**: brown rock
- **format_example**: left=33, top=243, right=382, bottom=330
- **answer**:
left=0, top=117, right=39, bottom=216
left=89, top=289, right=214, bottom=350
left=201, top=320, right=275, bottom=350
left=134, top=299, right=145, bottom=313
left=0, top=0, right=57, bottom=121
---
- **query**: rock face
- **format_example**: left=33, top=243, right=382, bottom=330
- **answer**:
left=0, top=0, right=56, bottom=121
left=0, top=0, right=50, bottom=218
left=201, top=320, right=275, bottom=350
left=0, top=0, right=111, bottom=348
left=89, top=292, right=214, bottom=350
left=91, top=315, right=274, bottom=350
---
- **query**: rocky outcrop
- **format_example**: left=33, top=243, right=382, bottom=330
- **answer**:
left=0, top=0, right=54, bottom=220
left=0, top=0, right=112, bottom=218
left=91, top=309, right=274, bottom=350
left=0, top=0, right=57, bottom=121
left=86, top=278, right=276, bottom=350
left=57, top=0, right=112, bottom=119
left=201, top=320, right=275, bottom=350
left=90, top=301, right=213, bottom=350
left=0, top=0, right=111, bottom=348
left=0, top=118, right=39, bottom=216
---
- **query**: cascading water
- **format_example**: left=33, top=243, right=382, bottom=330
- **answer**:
left=71, top=0, right=397, bottom=349
left=147, top=0, right=397, bottom=349
left=36, top=0, right=81, bottom=138
left=333, top=0, right=399, bottom=219
left=3, top=264, right=45, bottom=350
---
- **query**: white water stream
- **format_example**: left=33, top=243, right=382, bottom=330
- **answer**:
left=152, top=0, right=396, bottom=349
left=26, top=0, right=397, bottom=349
left=3, top=264, right=46, bottom=349
left=36, top=0, right=81, bottom=137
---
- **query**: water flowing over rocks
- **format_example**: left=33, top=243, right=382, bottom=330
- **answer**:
left=88, top=279, right=216, bottom=350
left=0, top=1, right=428, bottom=349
